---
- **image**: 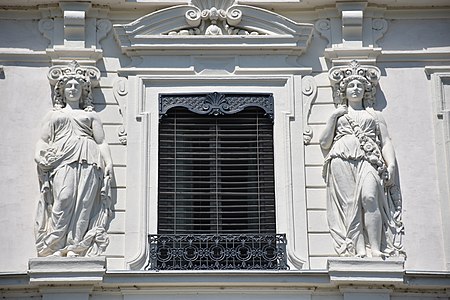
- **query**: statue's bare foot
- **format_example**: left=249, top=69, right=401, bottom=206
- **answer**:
left=371, top=250, right=386, bottom=258
left=50, top=250, right=62, bottom=257
left=67, top=250, right=79, bottom=257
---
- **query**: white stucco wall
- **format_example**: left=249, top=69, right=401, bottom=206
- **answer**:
left=0, top=2, right=449, bottom=282
left=0, top=66, right=52, bottom=272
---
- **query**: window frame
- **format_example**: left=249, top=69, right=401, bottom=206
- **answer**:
left=122, top=75, right=309, bottom=270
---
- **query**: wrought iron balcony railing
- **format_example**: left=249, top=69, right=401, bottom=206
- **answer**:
left=146, top=233, right=288, bottom=271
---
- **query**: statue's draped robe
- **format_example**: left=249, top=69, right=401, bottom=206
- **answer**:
left=324, top=110, right=401, bottom=257
left=35, top=109, right=109, bottom=257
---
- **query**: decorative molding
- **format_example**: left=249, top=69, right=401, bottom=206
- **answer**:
left=97, top=19, right=113, bottom=46
left=124, top=75, right=308, bottom=270
left=337, top=2, right=367, bottom=48
left=28, top=257, right=106, bottom=284
left=159, top=92, right=274, bottom=120
left=328, top=257, right=405, bottom=284
left=164, top=5, right=264, bottom=36
left=314, top=19, right=331, bottom=48
left=113, top=3, right=313, bottom=56
left=61, top=2, right=91, bottom=48
left=425, top=66, right=450, bottom=270
left=38, top=18, right=54, bottom=46
left=424, top=66, right=450, bottom=76
left=324, top=3, right=389, bottom=65
left=372, top=18, right=388, bottom=47
left=37, top=2, right=111, bottom=64
left=113, top=77, right=129, bottom=145
left=301, top=76, right=317, bottom=145
left=324, top=48, right=382, bottom=66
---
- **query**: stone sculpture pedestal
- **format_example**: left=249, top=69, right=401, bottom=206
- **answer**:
left=28, top=257, right=106, bottom=300
left=328, top=257, right=405, bottom=300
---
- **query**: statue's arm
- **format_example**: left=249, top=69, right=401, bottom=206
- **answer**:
left=92, top=113, right=113, bottom=177
left=319, top=105, right=347, bottom=150
left=378, top=113, right=397, bottom=184
left=34, top=111, right=52, bottom=165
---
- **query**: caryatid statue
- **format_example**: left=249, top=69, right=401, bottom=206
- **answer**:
left=320, top=61, right=405, bottom=258
left=34, top=61, right=113, bottom=257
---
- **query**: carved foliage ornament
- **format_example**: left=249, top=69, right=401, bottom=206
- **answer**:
left=329, top=60, right=381, bottom=107
left=168, top=4, right=259, bottom=36
left=159, top=92, right=274, bottom=120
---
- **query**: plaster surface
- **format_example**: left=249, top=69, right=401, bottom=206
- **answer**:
left=0, top=0, right=448, bottom=290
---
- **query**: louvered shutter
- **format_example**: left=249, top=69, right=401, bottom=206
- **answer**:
left=158, top=99, right=276, bottom=235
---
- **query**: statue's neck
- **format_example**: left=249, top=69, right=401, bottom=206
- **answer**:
left=347, top=101, right=364, bottom=111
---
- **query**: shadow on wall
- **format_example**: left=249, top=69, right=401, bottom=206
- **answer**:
left=378, top=19, right=450, bottom=51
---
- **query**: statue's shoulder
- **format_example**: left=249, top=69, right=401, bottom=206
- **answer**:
left=41, top=109, right=58, bottom=122
left=366, top=108, right=386, bottom=125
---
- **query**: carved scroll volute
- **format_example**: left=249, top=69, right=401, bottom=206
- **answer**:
left=47, top=61, right=101, bottom=87
left=372, top=18, right=388, bottom=47
left=314, top=19, right=331, bottom=48
left=302, top=76, right=317, bottom=145
left=113, top=77, right=128, bottom=145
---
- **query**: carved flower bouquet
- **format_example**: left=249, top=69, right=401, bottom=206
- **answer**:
left=38, top=146, right=62, bottom=171
left=345, top=115, right=389, bottom=180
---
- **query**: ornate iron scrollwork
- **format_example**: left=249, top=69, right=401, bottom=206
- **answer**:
left=146, top=233, right=288, bottom=271
left=159, top=92, right=274, bottom=120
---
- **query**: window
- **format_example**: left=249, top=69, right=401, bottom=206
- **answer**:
left=147, top=92, right=287, bottom=270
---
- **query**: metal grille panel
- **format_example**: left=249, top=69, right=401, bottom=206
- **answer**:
left=146, top=233, right=288, bottom=270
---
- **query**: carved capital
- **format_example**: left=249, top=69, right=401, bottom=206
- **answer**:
left=329, top=60, right=381, bottom=106
left=48, top=60, right=100, bottom=87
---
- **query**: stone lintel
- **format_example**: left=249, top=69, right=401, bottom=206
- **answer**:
left=328, top=257, right=405, bottom=284
left=28, top=257, right=106, bottom=285
left=324, top=47, right=382, bottom=66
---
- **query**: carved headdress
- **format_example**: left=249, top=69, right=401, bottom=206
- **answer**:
left=47, top=61, right=100, bottom=110
left=329, top=60, right=381, bottom=107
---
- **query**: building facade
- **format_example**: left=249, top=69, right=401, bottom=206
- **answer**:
left=1, top=0, right=450, bottom=299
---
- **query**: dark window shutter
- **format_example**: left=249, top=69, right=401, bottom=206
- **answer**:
left=158, top=106, right=276, bottom=235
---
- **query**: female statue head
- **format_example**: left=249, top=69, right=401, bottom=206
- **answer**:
left=53, top=75, right=93, bottom=110
left=329, top=60, right=381, bottom=108
left=47, top=60, right=100, bottom=111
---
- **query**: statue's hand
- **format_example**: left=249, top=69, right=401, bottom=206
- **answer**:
left=332, top=105, right=348, bottom=119
left=104, top=163, right=113, bottom=178
left=384, top=164, right=396, bottom=187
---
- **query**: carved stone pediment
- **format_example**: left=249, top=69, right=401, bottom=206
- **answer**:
left=113, top=2, right=313, bottom=55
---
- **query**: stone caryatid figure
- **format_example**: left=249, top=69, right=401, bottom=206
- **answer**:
left=319, top=61, right=404, bottom=258
left=34, top=61, right=113, bottom=257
